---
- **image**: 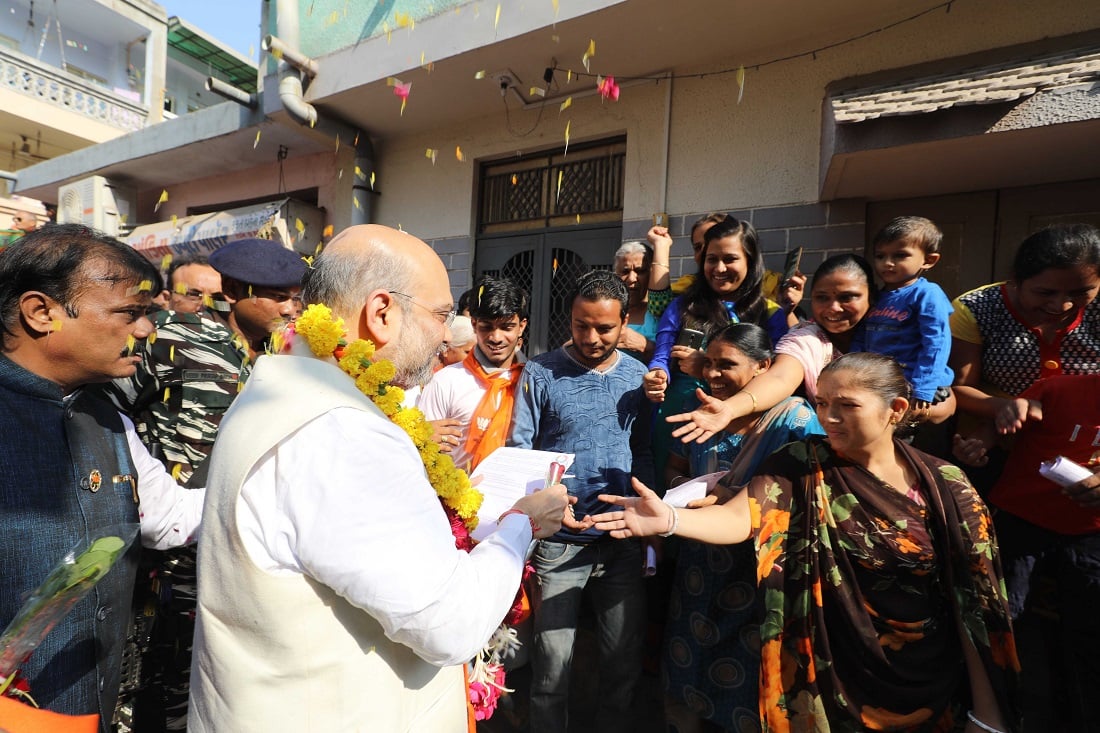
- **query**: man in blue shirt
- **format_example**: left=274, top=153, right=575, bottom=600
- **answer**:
left=511, top=269, right=655, bottom=733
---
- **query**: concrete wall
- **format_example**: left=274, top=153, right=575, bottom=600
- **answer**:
left=140, top=147, right=355, bottom=224
left=368, top=0, right=1098, bottom=280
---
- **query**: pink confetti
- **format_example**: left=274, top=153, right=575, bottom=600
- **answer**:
left=597, top=75, right=620, bottom=102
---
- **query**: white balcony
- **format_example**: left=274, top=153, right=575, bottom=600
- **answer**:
left=0, top=46, right=147, bottom=134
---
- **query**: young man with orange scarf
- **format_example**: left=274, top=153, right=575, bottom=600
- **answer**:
left=420, top=276, right=529, bottom=471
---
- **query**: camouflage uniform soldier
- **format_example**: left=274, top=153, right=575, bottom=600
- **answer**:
left=104, top=240, right=305, bottom=732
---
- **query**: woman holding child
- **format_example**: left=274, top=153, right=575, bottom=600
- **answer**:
left=592, top=352, right=1020, bottom=733
left=662, top=323, right=822, bottom=732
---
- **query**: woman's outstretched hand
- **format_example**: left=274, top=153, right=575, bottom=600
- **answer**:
left=667, top=388, right=737, bottom=443
left=591, top=478, right=672, bottom=539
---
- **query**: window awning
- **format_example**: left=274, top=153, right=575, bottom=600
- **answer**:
left=167, top=17, right=257, bottom=94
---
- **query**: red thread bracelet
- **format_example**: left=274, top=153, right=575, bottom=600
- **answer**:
left=498, top=508, right=541, bottom=535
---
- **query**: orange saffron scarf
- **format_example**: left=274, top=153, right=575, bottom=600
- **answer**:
left=461, top=349, right=524, bottom=470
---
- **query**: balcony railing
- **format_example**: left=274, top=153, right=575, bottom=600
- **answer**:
left=0, top=47, right=148, bottom=133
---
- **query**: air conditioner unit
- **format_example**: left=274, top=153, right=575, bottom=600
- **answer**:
left=57, top=176, right=135, bottom=237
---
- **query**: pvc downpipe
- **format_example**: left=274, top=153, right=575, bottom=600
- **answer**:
left=205, top=77, right=257, bottom=108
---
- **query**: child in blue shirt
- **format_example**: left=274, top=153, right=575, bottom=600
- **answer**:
left=860, top=216, right=954, bottom=412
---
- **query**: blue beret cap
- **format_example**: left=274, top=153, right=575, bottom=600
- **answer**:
left=209, top=238, right=307, bottom=288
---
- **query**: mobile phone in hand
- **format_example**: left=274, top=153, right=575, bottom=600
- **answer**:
left=782, top=246, right=803, bottom=285
left=676, top=328, right=705, bottom=349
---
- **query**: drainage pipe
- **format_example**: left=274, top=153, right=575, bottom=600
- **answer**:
left=205, top=77, right=257, bottom=108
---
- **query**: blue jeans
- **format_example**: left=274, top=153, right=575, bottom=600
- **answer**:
left=530, top=538, right=645, bottom=733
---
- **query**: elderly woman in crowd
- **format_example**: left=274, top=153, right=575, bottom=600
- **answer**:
left=614, top=240, right=658, bottom=361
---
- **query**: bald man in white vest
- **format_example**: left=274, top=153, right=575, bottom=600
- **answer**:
left=188, top=225, right=573, bottom=732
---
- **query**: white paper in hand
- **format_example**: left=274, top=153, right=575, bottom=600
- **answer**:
left=662, top=471, right=727, bottom=508
left=470, top=447, right=575, bottom=541
left=1039, top=456, right=1094, bottom=487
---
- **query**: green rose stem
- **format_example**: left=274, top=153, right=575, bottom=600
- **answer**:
left=0, top=524, right=139, bottom=697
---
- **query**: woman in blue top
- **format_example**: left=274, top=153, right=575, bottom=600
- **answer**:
left=645, top=217, right=797, bottom=491
left=662, top=323, right=823, bottom=732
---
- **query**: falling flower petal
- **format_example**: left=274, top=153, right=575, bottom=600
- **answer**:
left=559, top=96, right=572, bottom=113
left=253, top=130, right=261, bottom=149
left=325, top=11, right=339, bottom=26
left=597, top=75, right=620, bottom=101
left=530, top=87, right=546, bottom=97
left=736, top=65, right=746, bottom=103
left=494, top=3, right=501, bottom=30
left=126, top=335, right=136, bottom=354
left=426, top=148, right=438, bottom=165
left=174, top=282, right=187, bottom=295
left=355, top=165, right=366, bottom=180
left=552, top=0, right=559, bottom=14
left=160, top=254, right=173, bottom=270
left=582, top=39, right=595, bottom=72
left=566, top=69, right=572, bottom=83
left=301, top=255, right=314, bottom=268
left=171, top=214, right=178, bottom=228
left=511, top=174, right=518, bottom=185
left=474, top=70, right=486, bottom=79
left=456, top=146, right=466, bottom=162
left=556, top=169, right=564, bottom=200
left=172, top=464, right=182, bottom=481
left=354, top=131, right=360, bottom=145
left=271, top=45, right=283, bottom=60
left=323, top=224, right=334, bottom=238
left=148, top=331, right=157, bottom=345
left=564, top=120, right=571, bottom=156
left=354, top=197, right=361, bottom=209
left=370, top=171, right=376, bottom=189
left=295, top=218, right=306, bottom=235
left=51, top=319, right=63, bottom=332
left=155, top=189, right=168, bottom=213
left=395, top=11, right=413, bottom=28
left=334, top=134, right=341, bottom=153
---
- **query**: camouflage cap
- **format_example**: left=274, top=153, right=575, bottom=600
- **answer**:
left=209, top=238, right=306, bottom=287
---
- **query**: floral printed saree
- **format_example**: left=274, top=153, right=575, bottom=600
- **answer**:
left=738, top=437, right=1019, bottom=732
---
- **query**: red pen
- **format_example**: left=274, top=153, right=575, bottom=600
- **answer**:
left=544, top=459, right=566, bottom=488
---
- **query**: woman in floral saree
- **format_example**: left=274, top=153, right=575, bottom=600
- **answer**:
left=592, top=352, right=1019, bottom=732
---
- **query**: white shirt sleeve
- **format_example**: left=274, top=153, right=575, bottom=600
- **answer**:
left=236, top=407, right=532, bottom=667
left=122, top=413, right=205, bottom=550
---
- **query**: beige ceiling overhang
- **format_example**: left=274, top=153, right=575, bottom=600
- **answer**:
left=821, top=33, right=1100, bottom=201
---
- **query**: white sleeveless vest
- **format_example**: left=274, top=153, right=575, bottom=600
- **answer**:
left=188, top=353, right=467, bottom=732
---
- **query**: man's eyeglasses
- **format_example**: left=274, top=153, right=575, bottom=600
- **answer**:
left=389, top=291, right=456, bottom=328
left=177, top=289, right=225, bottom=302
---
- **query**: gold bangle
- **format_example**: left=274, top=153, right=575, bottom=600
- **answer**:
left=650, top=262, right=669, bottom=269
left=742, top=390, right=758, bottom=412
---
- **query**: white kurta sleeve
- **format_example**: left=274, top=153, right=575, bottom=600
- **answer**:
left=236, top=408, right=532, bottom=667
left=122, top=413, right=205, bottom=550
